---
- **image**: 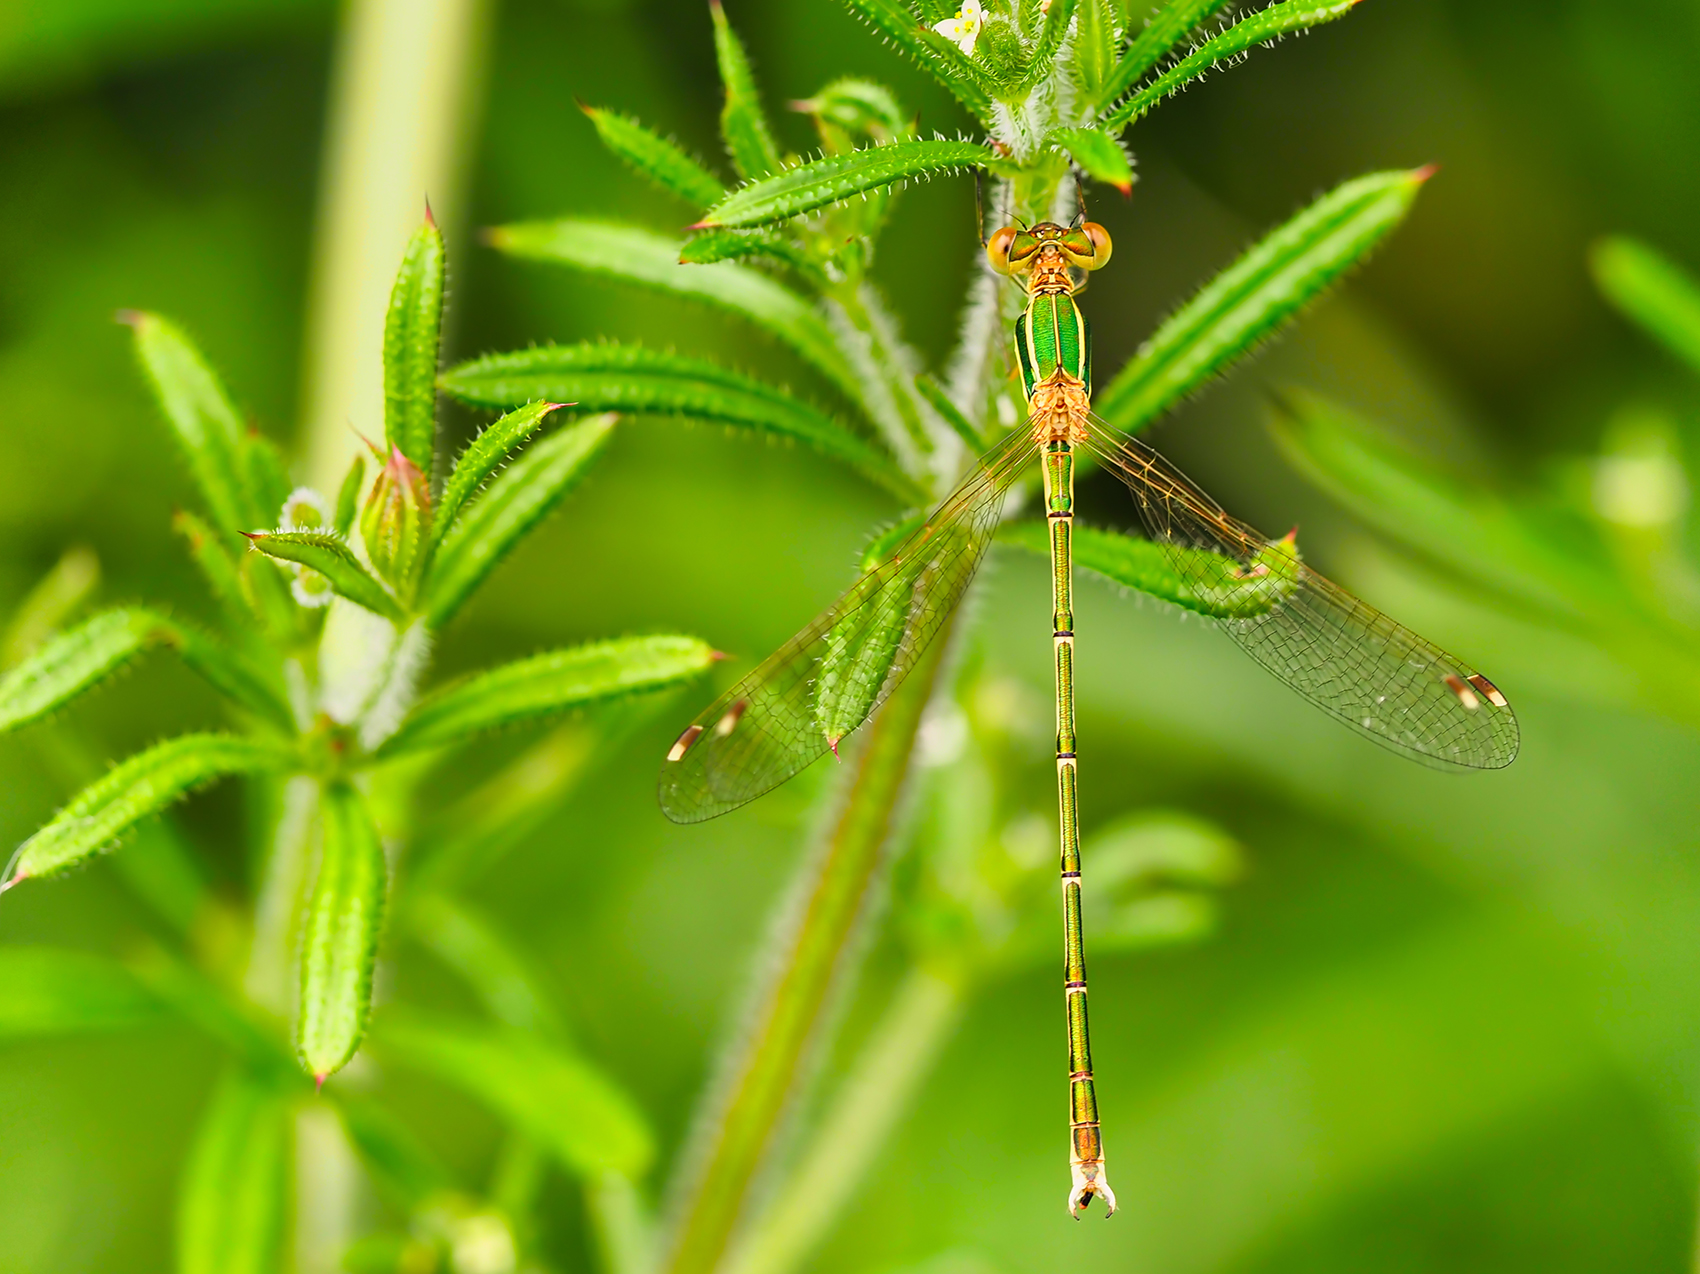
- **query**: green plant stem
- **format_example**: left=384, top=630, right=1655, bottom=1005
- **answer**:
left=656, top=623, right=955, bottom=1274
left=300, top=0, right=493, bottom=493
left=725, top=965, right=966, bottom=1274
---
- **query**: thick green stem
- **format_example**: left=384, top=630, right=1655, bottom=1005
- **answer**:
left=724, top=966, right=965, bottom=1274
left=300, top=0, right=492, bottom=493
left=656, top=626, right=955, bottom=1274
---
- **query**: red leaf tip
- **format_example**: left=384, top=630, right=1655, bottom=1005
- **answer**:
left=423, top=197, right=437, bottom=229
left=0, top=871, right=24, bottom=894
left=708, top=650, right=730, bottom=663
left=541, top=402, right=575, bottom=413
left=828, top=738, right=841, bottom=759
left=240, top=531, right=266, bottom=542
left=687, top=219, right=717, bottom=230
left=1411, top=162, right=1440, bottom=183
left=314, top=1073, right=328, bottom=1092
left=113, top=309, right=145, bottom=328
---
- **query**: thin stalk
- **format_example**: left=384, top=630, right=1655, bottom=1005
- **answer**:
left=724, top=966, right=966, bottom=1274
left=655, top=624, right=956, bottom=1274
left=300, top=0, right=493, bottom=493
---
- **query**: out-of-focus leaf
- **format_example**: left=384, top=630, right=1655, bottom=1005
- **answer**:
left=794, top=78, right=913, bottom=149
left=1070, top=0, right=1119, bottom=100
left=123, top=311, right=262, bottom=531
left=432, top=401, right=565, bottom=554
left=243, top=431, right=293, bottom=524
left=711, top=0, right=783, bottom=179
left=335, top=455, right=367, bottom=537
left=243, top=532, right=403, bottom=622
left=173, top=511, right=254, bottom=629
left=406, top=893, right=568, bottom=1039
left=384, top=216, right=447, bottom=474
left=1096, top=168, right=1428, bottom=433
left=488, top=220, right=856, bottom=399
left=129, top=949, right=297, bottom=1073
left=372, top=1014, right=654, bottom=1179
left=837, top=0, right=995, bottom=118
left=0, top=546, right=100, bottom=669
left=693, top=140, right=1001, bottom=230
left=1095, top=0, right=1230, bottom=108
left=1103, top=0, right=1362, bottom=130
left=998, top=520, right=1293, bottom=617
left=441, top=345, right=920, bottom=501
left=422, top=413, right=618, bottom=628
left=177, top=1069, right=290, bottom=1274
left=378, top=635, right=716, bottom=757
left=678, top=231, right=829, bottom=290
left=1048, top=126, right=1133, bottom=193
left=0, top=947, right=162, bottom=1036
left=335, top=1095, right=455, bottom=1206
left=913, top=374, right=985, bottom=451
left=581, top=103, right=726, bottom=207
left=6, top=734, right=292, bottom=888
left=298, top=782, right=388, bottom=1081
left=1590, top=236, right=1700, bottom=379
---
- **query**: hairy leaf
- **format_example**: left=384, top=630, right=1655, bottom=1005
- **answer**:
left=837, top=0, right=994, bottom=118
left=1071, top=0, right=1120, bottom=99
left=441, top=344, right=918, bottom=501
left=694, top=140, right=1000, bottom=230
left=423, top=413, right=618, bottom=627
left=0, top=947, right=162, bottom=1036
left=711, top=0, right=783, bottom=179
left=177, top=1070, right=290, bottom=1274
left=122, top=311, right=260, bottom=531
left=1096, top=168, right=1427, bottom=433
left=378, top=635, right=717, bottom=757
left=1016, top=0, right=1078, bottom=91
left=244, top=532, right=404, bottom=622
left=1104, top=0, right=1362, bottom=130
left=384, top=216, right=447, bottom=474
left=432, top=400, right=565, bottom=554
left=1000, top=520, right=1294, bottom=617
left=581, top=103, right=726, bottom=207
left=298, top=783, right=388, bottom=1081
left=1049, top=126, right=1134, bottom=193
left=7, top=734, right=292, bottom=887
left=1096, top=0, right=1231, bottom=108
left=913, top=373, right=986, bottom=451
left=372, top=1013, right=654, bottom=1178
left=490, top=219, right=856, bottom=399
left=1590, top=236, right=1700, bottom=378
left=678, top=230, right=829, bottom=289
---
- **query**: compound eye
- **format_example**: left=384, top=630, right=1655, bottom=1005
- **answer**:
left=985, top=225, right=1020, bottom=275
left=1080, top=221, right=1113, bottom=270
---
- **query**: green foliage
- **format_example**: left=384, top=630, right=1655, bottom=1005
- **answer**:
left=334, top=454, right=366, bottom=537
left=0, top=948, right=163, bottom=1037
left=1048, top=125, right=1134, bottom=193
left=1097, top=168, right=1428, bottom=432
left=423, top=412, right=619, bottom=626
left=176, top=1070, right=290, bottom=1274
left=837, top=0, right=995, bottom=118
left=693, top=140, right=1000, bottom=229
left=581, top=102, right=727, bottom=207
left=244, top=531, right=405, bottom=621
left=432, top=400, right=563, bottom=554
left=1591, top=236, right=1700, bottom=378
left=383, top=216, right=447, bottom=474
left=372, top=1014, right=654, bottom=1179
left=711, top=0, right=784, bottom=180
left=0, top=609, right=171, bottom=733
left=378, top=636, right=719, bottom=757
left=7, top=734, right=291, bottom=886
left=1099, top=0, right=1232, bottom=107
left=298, top=783, right=388, bottom=1080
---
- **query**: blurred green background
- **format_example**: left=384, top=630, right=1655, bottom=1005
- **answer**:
left=5, top=0, right=1700, bottom=1270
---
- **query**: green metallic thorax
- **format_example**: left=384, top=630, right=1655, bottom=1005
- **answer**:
left=1014, top=293, right=1092, bottom=404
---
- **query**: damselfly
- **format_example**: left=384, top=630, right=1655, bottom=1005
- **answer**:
left=659, top=219, right=1519, bottom=1217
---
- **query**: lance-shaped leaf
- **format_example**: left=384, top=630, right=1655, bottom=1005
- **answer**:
left=441, top=345, right=920, bottom=502
left=489, top=219, right=857, bottom=399
left=432, top=401, right=565, bottom=555
left=334, top=454, right=366, bottom=536
left=243, top=532, right=404, bottom=622
left=913, top=374, right=986, bottom=451
left=298, top=782, right=388, bottom=1081
left=838, top=0, right=995, bottom=119
left=693, top=139, right=1001, bottom=230
left=1049, top=126, right=1134, bottom=194
left=173, top=511, right=253, bottom=628
left=1096, top=167, right=1428, bottom=433
left=371, top=1013, right=654, bottom=1179
left=423, top=413, right=618, bottom=628
left=5, top=733, right=292, bottom=888
left=1094, top=0, right=1231, bottom=109
left=581, top=102, right=726, bottom=208
left=0, top=546, right=100, bottom=670
left=1014, top=0, right=1077, bottom=91
left=1103, top=0, right=1363, bottom=131
left=678, top=230, right=829, bottom=290
left=243, top=430, right=293, bottom=524
left=378, top=635, right=717, bottom=757
left=385, top=215, right=447, bottom=474
left=0, top=947, right=163, bottom=1037
left=177, top=1070, right=290, bottom=1274
left=1590, top=236, right=1700, bottom=378
left=998, top=521, right=1294, bottom=617
left=406, top=893, right=568, bottom=1038
left=1070, top=0, right=1120, bottom=100
left=711, top=0, right=783, bottom=179
left=122, top=311, right=260, bottom=531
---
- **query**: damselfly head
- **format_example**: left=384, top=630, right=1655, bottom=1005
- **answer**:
left=987, top=220, right=1112, bottom=276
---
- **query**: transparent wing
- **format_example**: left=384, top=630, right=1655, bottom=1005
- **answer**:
left=1083, top=417, right=1519, bottom=770
left=660, top=428, right=1040, bottom=822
